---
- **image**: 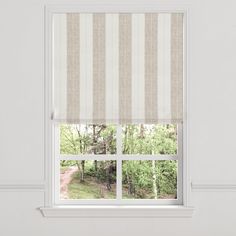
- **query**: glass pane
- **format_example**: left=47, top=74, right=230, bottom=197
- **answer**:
left=60, top=124, right=116, bottom=155
left=60, top=160, right=116, bottom=199
left=122, top=160, right=177, bottom=199
left=122, top=124, right=177, bottom=155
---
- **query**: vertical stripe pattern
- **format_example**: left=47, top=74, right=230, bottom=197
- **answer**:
left=105, top=14, right=119, bottom=122
left=171, top=13, right=183, bottom=120
left=132, top=14, right=145, bottom=123
left=79, top=14, right=93, bottom=122
left=157, top=14, right=171, bottom=120
left=119, top=14, right=132, bottom=123
left=53, top=13, right=184, bottom=124
left=145, top=13, right=158, bottom=123
left=67, top=14, right=80, bottom=122
left=93, top=14, right=106, bottom=123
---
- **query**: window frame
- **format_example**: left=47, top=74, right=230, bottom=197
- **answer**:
left=42, top=3, right=192, bottom=217
left=53, top=123, right=183, bottom=205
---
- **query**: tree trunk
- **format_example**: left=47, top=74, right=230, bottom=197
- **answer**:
left=94, top=160, right=98, bottom=172
left=127, top=177, right=135, bottom=195
left=106, top=161, right=113, bottom=191
left=75, top=125, right=83, bottom=154
left=81, top=160, right=85, bottom=182
left=139, top=124, right=144, bottom=153
left=123, top=126, right=128, bottom=153
left=93, top=125, right=99, bottom=181
left=76, top=161, right=85, bottom=183
left=152, top=160, right=158, bottom=199
left=93, top=125, right=96, bottom=154
left=140, top=124, right=144, bottom=138
left=126, top=168, right=135, bottom=196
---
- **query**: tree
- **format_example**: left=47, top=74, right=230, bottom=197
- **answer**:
left=122, top=124, right=177, bottom=199
left=60, top=124, right=177, bottom=199
left=152, top=160, right=158, bottom=199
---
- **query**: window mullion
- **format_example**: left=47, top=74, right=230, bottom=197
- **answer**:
left=58, top=155, right=117, bottom=161
left=120, top=155, right=178, bottom=161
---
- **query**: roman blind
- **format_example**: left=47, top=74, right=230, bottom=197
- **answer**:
left=53, top=13, right=183, bottom=124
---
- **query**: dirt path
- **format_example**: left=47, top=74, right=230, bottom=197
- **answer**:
left=60, top=166, right=78, bottom=199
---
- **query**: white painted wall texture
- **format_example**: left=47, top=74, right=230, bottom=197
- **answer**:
left=0, top=0, right=236, bottom=235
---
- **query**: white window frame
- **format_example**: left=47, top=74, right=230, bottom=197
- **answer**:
left=53, top=124, right=183, bottom=205
left=41, top=2, right=194, bottom=217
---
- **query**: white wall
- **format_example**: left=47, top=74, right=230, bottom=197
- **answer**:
left=0, top=0, right=236, bottom=235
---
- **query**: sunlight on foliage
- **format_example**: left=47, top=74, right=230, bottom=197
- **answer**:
left=122, top=124, right=177, bottom=155
left=60, top=124, right=116, bottom=155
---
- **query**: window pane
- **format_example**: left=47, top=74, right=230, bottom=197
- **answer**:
left=60, top=124, right=116, bottom=155
left=122, top=160, right=177, bottom=199
left=122, top=124, right=177, bottom=155
left=60, top=160, right=116, bottom=199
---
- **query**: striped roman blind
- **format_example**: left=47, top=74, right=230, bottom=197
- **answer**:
left=53, top=13, right=183, bottom=124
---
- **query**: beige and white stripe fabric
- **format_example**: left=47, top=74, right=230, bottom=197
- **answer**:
left=53, top=13, right=183, bottom=124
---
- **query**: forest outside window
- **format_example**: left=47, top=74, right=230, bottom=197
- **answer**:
left=55, top=123, right=182, bottom=205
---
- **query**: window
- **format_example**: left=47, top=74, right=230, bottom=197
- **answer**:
left=54, top=123, right=182, bottom=205
left=46, top=9, right=187, bottom=210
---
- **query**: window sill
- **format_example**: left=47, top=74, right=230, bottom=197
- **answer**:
left=39, top=205, right=194, bottom=218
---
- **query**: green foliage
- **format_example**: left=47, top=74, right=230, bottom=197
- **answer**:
left=60, top=124, right=116, bottom=155
left=122, top=160, right=177, bottom=199
left=83, top=160, right=116, bottom=184
left=60, top=160, right=116, bottom=199
left=61, top=160, right=116, bottom=184
left=60, top=160, right=77, bottom=167
left=60, top=124, right=178, bottom=200
left=122, top=124, right=177, bottom=155
left=157, top=160, right=177, bottom=195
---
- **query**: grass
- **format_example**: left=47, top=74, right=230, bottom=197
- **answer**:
left=64, top=171, right=176, bottom=200
left=67, top=173, right=116, bottom=199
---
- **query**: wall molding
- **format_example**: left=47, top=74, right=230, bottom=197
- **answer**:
left=0, top=183, right=45, bottom=191
left=191, top=183, right=236, bottom=191
left=3, top=182, right=235, bottom=192
left=1, top=182, right=236, bottom=192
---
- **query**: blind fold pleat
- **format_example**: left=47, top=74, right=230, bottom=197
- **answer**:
left=53, top=13, right=184, bottom=124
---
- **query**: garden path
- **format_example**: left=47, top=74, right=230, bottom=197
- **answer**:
left=60, top=166, right=78, bottom=199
